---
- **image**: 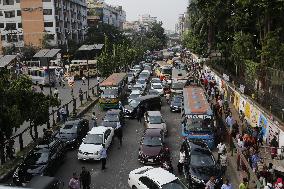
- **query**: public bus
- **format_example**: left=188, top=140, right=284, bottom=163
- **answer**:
left=27, top=66, right=57, bottom=86
left=181, top=86, right=215, bottom=149
left=99, top=73, right=128, bottom=109
left=155, top=61, right=172, bottom=81
left=65, top=60, right=97, bottom=79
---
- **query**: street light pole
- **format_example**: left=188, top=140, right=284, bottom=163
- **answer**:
left=87, top=53, right=90, bottom=100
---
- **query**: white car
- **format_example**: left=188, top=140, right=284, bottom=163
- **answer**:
left=128, top=166, right=187, bottom=189
left=132, top=84, right=145, bottom=94
left=128, top=90, right=142, bottom=103
left=151, top=83, right=164, bottom=96
left=78, top=126, right=114, bottom=161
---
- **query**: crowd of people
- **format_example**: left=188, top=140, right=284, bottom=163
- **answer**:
left=198, top=68, right=283, bottom=189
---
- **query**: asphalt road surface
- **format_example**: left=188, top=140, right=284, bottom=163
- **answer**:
left=53, top=98, right=239, bottom=189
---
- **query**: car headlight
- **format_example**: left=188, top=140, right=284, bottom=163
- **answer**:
left=94, top=151, right=99, bottom=155
left=191, top=175, right=204, bottom=183
left=78, top=150, right=82, bottom=154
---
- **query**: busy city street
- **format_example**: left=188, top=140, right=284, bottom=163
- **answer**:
left=1, top=0, right=284, bottom=189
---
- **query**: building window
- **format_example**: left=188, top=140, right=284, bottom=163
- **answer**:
left=16, top=0, right=19, bottom=3
left=0, top=23, right=4, bottom=28
left=44, top=22, right=53, bottom=27
left=0, top=11, right=3, bottom=16
left=5, top=23, right=16, bottom=30
left=17, top=10, right=21, bottom=16
left=43, top=9, right=52, bottom=15
left=3, top=0, right=14, bottom=5
left=4, top=10, right=15, bottom=18
left=18, top=23, right=22, bottom=28
left=42, top=0, right=51, bottom=2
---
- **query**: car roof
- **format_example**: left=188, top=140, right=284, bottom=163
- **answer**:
left=64, top=119, right=82, bottom=125
left=147, top=111, right=161, bottom=116
left=185, top=139, right=210, bottom=152
left=144, top=129, right=162, bottom=137
left=130, top=90, right=141, bottom=94
left=106, top=109, right=121, bottom=114
left=136, top=95, right=159, bottom=101
left=89, top=126, right=111, bottom=134
left=144, top=167, right=177, bottom=186
left=152, top=83, right=162, bottom=86
left=26, top=176, right=57, bottom=188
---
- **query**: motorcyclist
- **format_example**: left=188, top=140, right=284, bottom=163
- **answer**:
left=92, top=112, right=97, bottom=127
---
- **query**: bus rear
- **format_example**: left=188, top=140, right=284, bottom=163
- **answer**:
left=181, top=86, right=215, bottom=149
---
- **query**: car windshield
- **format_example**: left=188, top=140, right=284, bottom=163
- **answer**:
left=101, top=89, right=118, bottom=98
left=25, top=151, right=49, bottom=165
left=152, top=84, right=162, bottom=89
left=132, top=86, right=143, bottom=91
left=142, top=136, right=162, bottom=146
left=185, top=118, right=212, bottom=133
left=129, top=93, right=140, bottom=99
left=173, top=97, right=182, bottom=103
left=162, top=179, right=187, bottom=189
left=162, top=68, right=171, bottom=75
left=149, top=116, right=162, bottom=124
left=63, top=124, right=75, bottom=129
left=137, top=80, right=146, bottom=84
left=129, top=99, right=140, bottom=108
left=104, top=114, right=119, bottom=122
left=151, top=79, right=161, bottom=83
left=148, top=90, right=159, bottom=95
left=172, top=82, right=185, bottom=89
left=140, top=73, right=149, bottom=78
left=127, top=73, right=133, bottom=77
left=191, top=149, right=215, bottom=167
left=84, top=134, right=103, bottom=145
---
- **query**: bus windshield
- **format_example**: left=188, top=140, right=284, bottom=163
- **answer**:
left=184, top=118, right=212, bottom=133
left=162, top=68, right=171, bottom=75
left=101, top=89, right=118, bottom=98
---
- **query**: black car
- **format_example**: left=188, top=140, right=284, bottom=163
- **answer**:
left=124, top=95, right=161, bottom=118
left=101, top=109, right=125, bottom=129
left=26, top=176, right=64, bottom=189
left=170, top=95, right=183, bottom=112
left=182, top=139, right=222, bottom=188
left=13, top=139, right=66, bottom=185
left=56, top=118, right=89, bottom=148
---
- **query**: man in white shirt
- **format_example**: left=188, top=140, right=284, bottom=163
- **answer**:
left=217, top=142, right=226, bottom=162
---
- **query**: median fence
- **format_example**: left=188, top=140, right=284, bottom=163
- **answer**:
left=0, top=84, right=99, bottom=165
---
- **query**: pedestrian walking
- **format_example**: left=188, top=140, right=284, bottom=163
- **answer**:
left=80, top=166, right=91, bottom=189
left=82, top=76, right=86, bottom=85
left=220, top=151, right=228, bottom=173
left=92, top=112, right=97, bottom=127
left=221, top=178, right=232, bottom=189
left=270, top=135, right=279, bottom=159
left=177, top=147, right=186, bottom=175
left=205, top=176, right=215, bottom=189
left=115, top=124, right=123, bottom=148
left=100, top=144, right=107, bottom=170
left=239, top=178, right=249, bottom=189
left=60, top=106, right=67, bottom=122
left=39, top=84, right=44, bottom=92
left=217, top=141, right=226, bottom=162
left=136, top=106, right=142, bottom=123
left=54, top=88, right=59, bottom=98
left=69, top=172, right=80, bottom=189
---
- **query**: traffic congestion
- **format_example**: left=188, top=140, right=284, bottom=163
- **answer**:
left=3, top=49, right=235, bottom=189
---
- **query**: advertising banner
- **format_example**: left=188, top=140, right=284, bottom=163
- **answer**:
left=258, top=113, right=268, bottom=139
left=244, top=101, right=251, bottom=121
left=234, top=91, right=240, bottom=111
left=250, top=106, right=260, bottom=127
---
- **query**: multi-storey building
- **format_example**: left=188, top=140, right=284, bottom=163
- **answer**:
left=87, top=0, right=126, bottom=30
left=139, top=14, right=157, bottom=24
left=0, top=0, right=88, bottom=53
left=175, top=13, right=189, bottom=36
